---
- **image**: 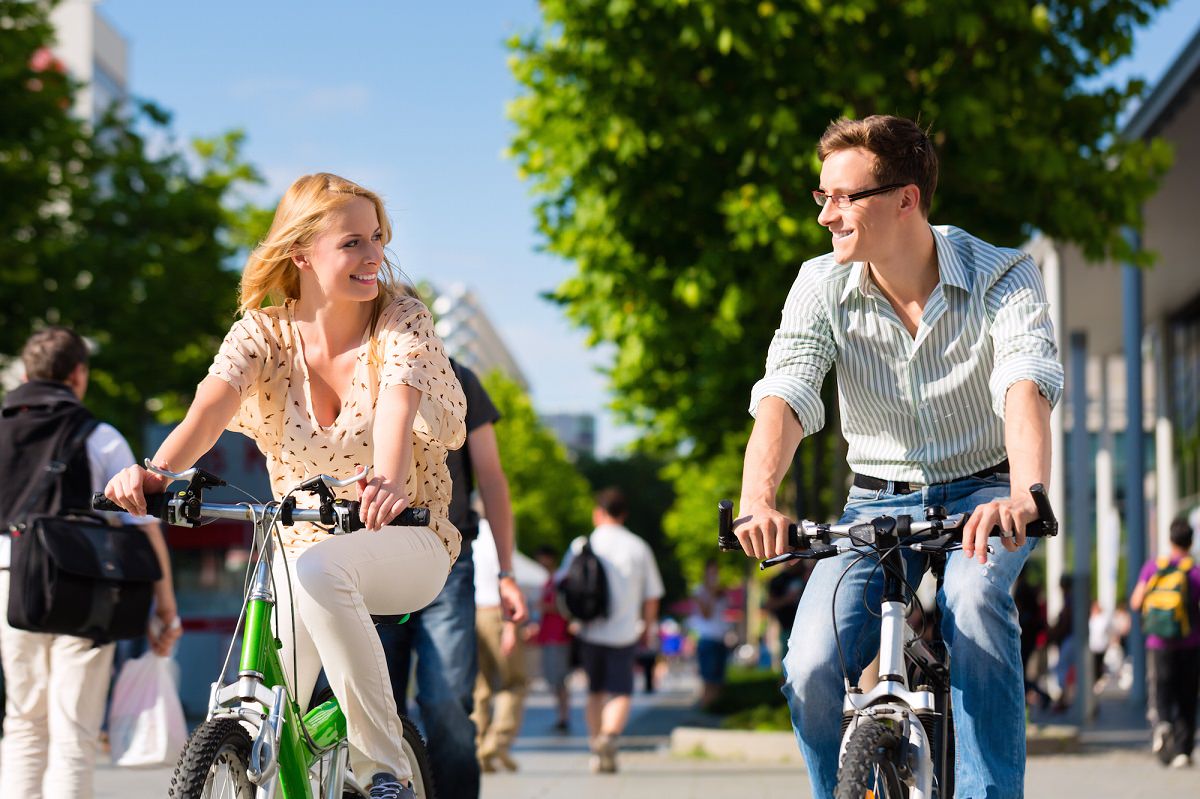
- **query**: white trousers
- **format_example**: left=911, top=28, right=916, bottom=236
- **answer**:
left=273, top=525, right=450, bottom=783
left=0, top=571, right=115, bottom=799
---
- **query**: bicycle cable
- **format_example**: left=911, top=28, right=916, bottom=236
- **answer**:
left=213, top=497, right=270, bottom=695
left=828, top=522, right=896, bottom=681
left=830, top=548, right=878, bottom=685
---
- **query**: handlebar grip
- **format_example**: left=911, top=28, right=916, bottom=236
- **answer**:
left=91, top=492, right=168, bottom=517
left=1029, top=483, right=1058, bottom=537
left=345, top=502, right=431, bottom=532
left=718, top=500, right=740, bottom=551
left=985, top=484, right=1058, bottom=539
left=718, top=499, right=800, bottom=552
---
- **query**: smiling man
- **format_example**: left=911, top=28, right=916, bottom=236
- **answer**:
left=734, top=116, right=1063, bottom=798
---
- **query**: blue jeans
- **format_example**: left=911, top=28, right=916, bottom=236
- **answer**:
left=781, top=475, right=1034, bottom=799
left=377, top=539, right=479, bottom=798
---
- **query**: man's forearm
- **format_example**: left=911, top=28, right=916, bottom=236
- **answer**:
left=740, top=396, right=804, bottom=509
left=478, top=471, right=515, bottom=572
left=1003, top=380, right=1052, bottom=496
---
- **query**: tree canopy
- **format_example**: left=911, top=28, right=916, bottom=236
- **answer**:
left=483, top=371, right=595, bottom=555
left=1, top=0, right=264, bottom=441
left=507, top=0, right=1173, bottom=460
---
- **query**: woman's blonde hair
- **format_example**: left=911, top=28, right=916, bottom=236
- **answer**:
left=238, top=172, right=399, bottom=316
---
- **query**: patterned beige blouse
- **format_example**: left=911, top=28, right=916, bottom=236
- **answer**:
left=206, top=295, right=467, bottom=562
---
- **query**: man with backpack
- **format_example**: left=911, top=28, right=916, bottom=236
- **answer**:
left=375, top=353, right=527, bottom=798
left=560, top=487, right=663, bottom=773
left=1131, top=517, right=1200, bottom=768
left=0, top=327, right=179, bottom=798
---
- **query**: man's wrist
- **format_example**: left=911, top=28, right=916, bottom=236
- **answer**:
left=498, top=569, right=516, bottom=582
left=739, top=496, right=775, bottom=512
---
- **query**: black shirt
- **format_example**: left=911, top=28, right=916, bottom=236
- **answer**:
left=447, top=360, right=501, bottom=537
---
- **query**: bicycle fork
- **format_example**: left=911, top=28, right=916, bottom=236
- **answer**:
left=839, top=599, right=937, bottom=798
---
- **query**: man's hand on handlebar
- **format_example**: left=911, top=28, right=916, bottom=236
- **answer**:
left=962, top=490, right=1037, bottom=564
left=733, top=500, right=795, bottom=560
left=105, top=464, right=170, bottom=518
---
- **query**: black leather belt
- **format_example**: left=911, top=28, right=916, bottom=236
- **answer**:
left=853, top=460, right=1010, bottom=495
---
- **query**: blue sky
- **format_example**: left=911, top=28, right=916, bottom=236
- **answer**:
left=100, top=0, right=1200, bottom=456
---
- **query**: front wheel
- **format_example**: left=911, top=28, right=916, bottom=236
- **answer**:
left=834, top=718, right=908, bottom=799
left=168, top=716, right=255, bottom=798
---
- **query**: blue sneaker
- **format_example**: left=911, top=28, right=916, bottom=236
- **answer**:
left=369, top=772, right=416, bottom=799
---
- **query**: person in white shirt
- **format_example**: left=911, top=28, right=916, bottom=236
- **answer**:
left=690, top=559, right=732, bottom=709
left=0, top=327, right=179, bottom=799
left=562, top=487, right=664, bottom=773
left=470, top=521, right=528, bottom=772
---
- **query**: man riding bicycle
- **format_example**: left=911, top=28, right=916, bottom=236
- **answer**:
left=734, top=116, right=1063, bottom=798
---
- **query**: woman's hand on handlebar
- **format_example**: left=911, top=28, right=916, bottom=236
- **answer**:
left=734, top=500, right=794, bottom=560
left=104, top=464, right=170, bottom=517
left=962, top=491, right=1037, bottom=564
left=357, top=472, right=410, bottom=531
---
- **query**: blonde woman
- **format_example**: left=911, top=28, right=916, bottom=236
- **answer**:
left=105, top=173, right=466, bottom=799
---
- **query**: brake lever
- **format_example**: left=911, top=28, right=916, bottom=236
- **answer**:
left=759, top=543, right=841, bottom=570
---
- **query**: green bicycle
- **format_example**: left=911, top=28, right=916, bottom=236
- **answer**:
left=94, top=463, right=436, bottom=798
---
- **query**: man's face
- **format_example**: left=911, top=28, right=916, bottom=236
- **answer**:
left=816, top=148, right=898, bottom=265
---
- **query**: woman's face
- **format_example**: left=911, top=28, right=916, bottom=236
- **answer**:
left=295, top=196, right=385, bottom=305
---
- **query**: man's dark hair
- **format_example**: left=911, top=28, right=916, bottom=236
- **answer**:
left=21, top=326, right=89, bottom=382
left=535, top=544, right=559, bottom=560
left=594, top=487, right=628, bottom=521
left=818, top=115, right=939, bottom=215
left=1169, top=517, right=1194, bottom=550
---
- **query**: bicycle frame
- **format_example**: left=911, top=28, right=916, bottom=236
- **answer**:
left=205, top=509, right=358, bottom=799
left=835, top=525, right=948, bottom=799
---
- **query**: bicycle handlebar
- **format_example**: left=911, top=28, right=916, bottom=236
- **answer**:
left=92, top=492, right=429, bottom=533
left=717, top=483, right=1058, bottom=565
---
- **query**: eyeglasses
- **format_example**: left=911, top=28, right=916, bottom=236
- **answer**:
left=812, top=183, right=906, bottom=209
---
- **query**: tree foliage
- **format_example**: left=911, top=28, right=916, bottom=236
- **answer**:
left=507, top=0, right=1173, bottom=459
left=483, top=371, right=594, bottom=555
left=0, top=0, right=265, bottom=442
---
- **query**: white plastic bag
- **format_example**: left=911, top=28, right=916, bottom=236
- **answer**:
left=108, top=651, right=188, bottom=767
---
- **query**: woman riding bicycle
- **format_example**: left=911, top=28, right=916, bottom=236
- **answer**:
left=105, top=173, right=465, bottom=799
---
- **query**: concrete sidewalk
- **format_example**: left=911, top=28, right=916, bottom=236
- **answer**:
left=76, top=665, right=1194, bottom=797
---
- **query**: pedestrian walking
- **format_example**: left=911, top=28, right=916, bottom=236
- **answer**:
left=562, top=487, right=664, bottom=774
left=0, top=327, right=180, bottom=799
left=471, top=522, right=529, bottom=772
left=533, top=545, right=572, bottom=731
left=1131, top=517, right=1200, bottom=768
left=690, top=559, right=731, bottom=710
left=374, top=350, right=527, bottom=798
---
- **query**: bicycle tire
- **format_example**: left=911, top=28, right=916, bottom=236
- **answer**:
left=341, top=715, right=436, bottom=798
left=835, top=718, right=909, bottom=799
left=167, top=716, right=255, bottom=798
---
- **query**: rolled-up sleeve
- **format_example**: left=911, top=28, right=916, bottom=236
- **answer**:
left=748, top=271, right=836, bottom=438
left=377, top=300, right=467, bottom=449
left=987, top=256, right=1064, bottom=418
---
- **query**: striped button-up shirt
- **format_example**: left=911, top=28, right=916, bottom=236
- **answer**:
left=750, top=225, right=1064, bottom=485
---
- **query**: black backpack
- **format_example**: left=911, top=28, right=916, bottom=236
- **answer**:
left=557, top=536, right=610, bottom=622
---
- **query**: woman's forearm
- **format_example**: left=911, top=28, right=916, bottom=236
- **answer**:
left=374, top=384, right=421, bottom=485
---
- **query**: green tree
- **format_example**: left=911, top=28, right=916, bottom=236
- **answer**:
left=661, top=431, right=747, bottom=588
left=507, top=0, right=1173, bottom=461
left=0, top=0, right=266, bottom=442
left=483, top=371, right=594, bottom=555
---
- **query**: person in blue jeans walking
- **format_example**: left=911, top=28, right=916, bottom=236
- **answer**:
left=733, top=115, right=1063, bottom=798
left=376, top=356, right=527, bottom=799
